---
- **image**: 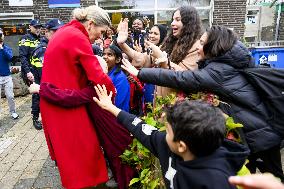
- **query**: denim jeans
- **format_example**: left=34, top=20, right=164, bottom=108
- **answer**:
left=0, top=75, right=16, bottom=113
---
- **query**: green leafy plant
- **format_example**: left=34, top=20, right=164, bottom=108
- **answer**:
left=121, top=92, right=247, bottom=188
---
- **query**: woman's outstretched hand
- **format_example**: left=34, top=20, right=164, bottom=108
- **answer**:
left=28, top=83, right=40, bottom=94
left=117, top=18, right=129, bottom=44
left=93, top=84, right=121, bottom=117
left=121, top=58, right=139, bottom=77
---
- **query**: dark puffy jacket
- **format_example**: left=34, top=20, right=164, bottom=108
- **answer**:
left=137, top=41, right=281, bottom=153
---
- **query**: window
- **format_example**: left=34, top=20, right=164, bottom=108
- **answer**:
left=100, top=0, right=213, bottom=26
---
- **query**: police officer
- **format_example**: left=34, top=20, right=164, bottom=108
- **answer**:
left=29, top=19, right=64, bottom=130
left=19, top=19, right=41, bottom=129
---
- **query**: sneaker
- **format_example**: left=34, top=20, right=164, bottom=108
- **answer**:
left=11, top=112, right=19, bottom=119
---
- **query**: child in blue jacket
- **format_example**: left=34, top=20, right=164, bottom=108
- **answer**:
left=103, top=45, right=130, bottom=112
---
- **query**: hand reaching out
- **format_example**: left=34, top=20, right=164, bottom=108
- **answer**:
left=228, top=174, right=284, bottom=189
left=145, top=40, right=163, bottom=59
left=117, top=18, right=129, bottom=44
left=121, top=58, right=139, bottom=77
left=93, top=84, right=121, bottom=117
left=133, top=40, right=143, bottom=53
left=29, top=83, right=40, bottom=94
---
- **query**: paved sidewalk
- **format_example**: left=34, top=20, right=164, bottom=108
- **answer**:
left=1, top=95, right=284, bottom=189
left=0, top=95, right=62, bottom=189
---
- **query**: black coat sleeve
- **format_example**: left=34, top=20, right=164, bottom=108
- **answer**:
left=19, top=36, right=31, bottom=74
left=117, top=110, right=167, bottom=157
left=137, top=67, right=222, bottom=94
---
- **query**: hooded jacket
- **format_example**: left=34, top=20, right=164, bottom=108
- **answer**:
left=117, top=110, right=250, bottom=189
left=137, top=41, right=282, bottom=153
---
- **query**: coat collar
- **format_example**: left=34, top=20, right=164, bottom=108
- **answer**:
left=65, top=19, right=90, bottom=42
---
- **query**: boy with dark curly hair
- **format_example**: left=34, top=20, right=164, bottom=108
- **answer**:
left=93, top=84, right=249, bottom=189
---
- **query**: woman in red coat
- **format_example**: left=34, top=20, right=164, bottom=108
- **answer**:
left=40, top=6, right=115, bottom=189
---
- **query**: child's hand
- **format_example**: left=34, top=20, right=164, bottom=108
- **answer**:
left=121, top=58, right=139, bottom=77
left=93, top=84, right=121, bottom=117
left=93, top=84, right=113, bottom=110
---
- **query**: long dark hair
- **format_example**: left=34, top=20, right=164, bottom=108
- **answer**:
left=161, top=6, right=202, bottom=64
left=203, top=26, right=237, bottom=59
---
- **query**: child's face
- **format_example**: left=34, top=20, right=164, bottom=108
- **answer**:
left=103, top=48, right=119, bottom=70
left=165, top=122, right=180, bottom=154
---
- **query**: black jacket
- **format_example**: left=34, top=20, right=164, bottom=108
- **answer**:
left=137, top=41, right=281, bottom=153
left=19, top=32, right=40, bottom=74
left=118, top=111, right=249, bottom=189
left=30, top=37, right=48, bottom=68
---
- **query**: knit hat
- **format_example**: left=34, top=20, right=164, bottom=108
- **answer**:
left=154, top=24, right=167, bottom=46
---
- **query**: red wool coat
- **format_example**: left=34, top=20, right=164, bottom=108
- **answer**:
left=40, top=20, right=115, bottom=189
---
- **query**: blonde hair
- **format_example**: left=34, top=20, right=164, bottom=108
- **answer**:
left=72, top=5, right=111, bottom=26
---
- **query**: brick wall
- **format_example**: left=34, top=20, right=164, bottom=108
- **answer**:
left=0, top=0, right=95, bottom=24
left=213, top=0, right=247, bottom=37
left=0, top=0, right=248, bottom=33
left=274, top=4, right=284, bottom=40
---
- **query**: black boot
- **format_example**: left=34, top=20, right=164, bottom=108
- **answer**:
left=33, top=116, right=42, bottom=130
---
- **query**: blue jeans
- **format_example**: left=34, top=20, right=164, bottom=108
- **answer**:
left=0, top=75, right=16, bottom=113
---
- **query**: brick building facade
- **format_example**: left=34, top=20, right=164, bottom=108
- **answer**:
left=213, top=0, right=247, bottom=37
left=0, top=0, right=247, bottom=36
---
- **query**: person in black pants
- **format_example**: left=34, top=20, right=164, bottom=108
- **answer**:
left=29, top=19, right=64, bottom=130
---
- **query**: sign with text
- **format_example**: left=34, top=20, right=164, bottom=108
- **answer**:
left=9, top=0, right=33, bottom=6
left=1, top=25, right=27, bottom=36
left=48, top=0, right=80, bottom=8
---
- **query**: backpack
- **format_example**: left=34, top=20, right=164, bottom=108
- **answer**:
left=239, top=68, right=284, bottom=137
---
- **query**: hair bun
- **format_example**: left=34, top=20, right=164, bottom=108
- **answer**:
left=72, top=8, right=87, bottom=21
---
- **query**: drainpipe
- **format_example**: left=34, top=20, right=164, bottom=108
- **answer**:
left=275, top=0, right=281, bottom=41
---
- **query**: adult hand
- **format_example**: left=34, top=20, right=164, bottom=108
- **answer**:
left=171, top=63, right=186, bottom=71
left=133, top=40, right=143, bottom=53
left=121, top=58, right=139, bottom=77
left=29, top=83, right=40, bottom=94
left=117, top=18, right=129, bottom=44
left=145, top=40, right=163, bottom=59
left=27, top=72, right=34, bottom=82
left=228, top=174, right=284, bottom=189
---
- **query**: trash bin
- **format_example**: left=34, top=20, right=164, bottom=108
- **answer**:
left=249, top=47, right=284, bottom=68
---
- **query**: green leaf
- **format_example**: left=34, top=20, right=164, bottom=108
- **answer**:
left=140, top=168, right=150, bottom=179
left=150, top=178, right=160, bottom=189
left=145, top=116, right=157, bottom=127
left=129, top=178, right=140, bottom=186
left=226, top=117, right=243, bottom=130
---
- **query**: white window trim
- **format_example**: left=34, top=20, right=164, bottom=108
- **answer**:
left=0, top=12, right=34, bottom=20
left=102, top=0, right=213, bottom=25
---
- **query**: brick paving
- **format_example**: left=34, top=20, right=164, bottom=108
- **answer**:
left=0, top=95, right=284, bottom=189
left=0, top=95, right=62, bottom=189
